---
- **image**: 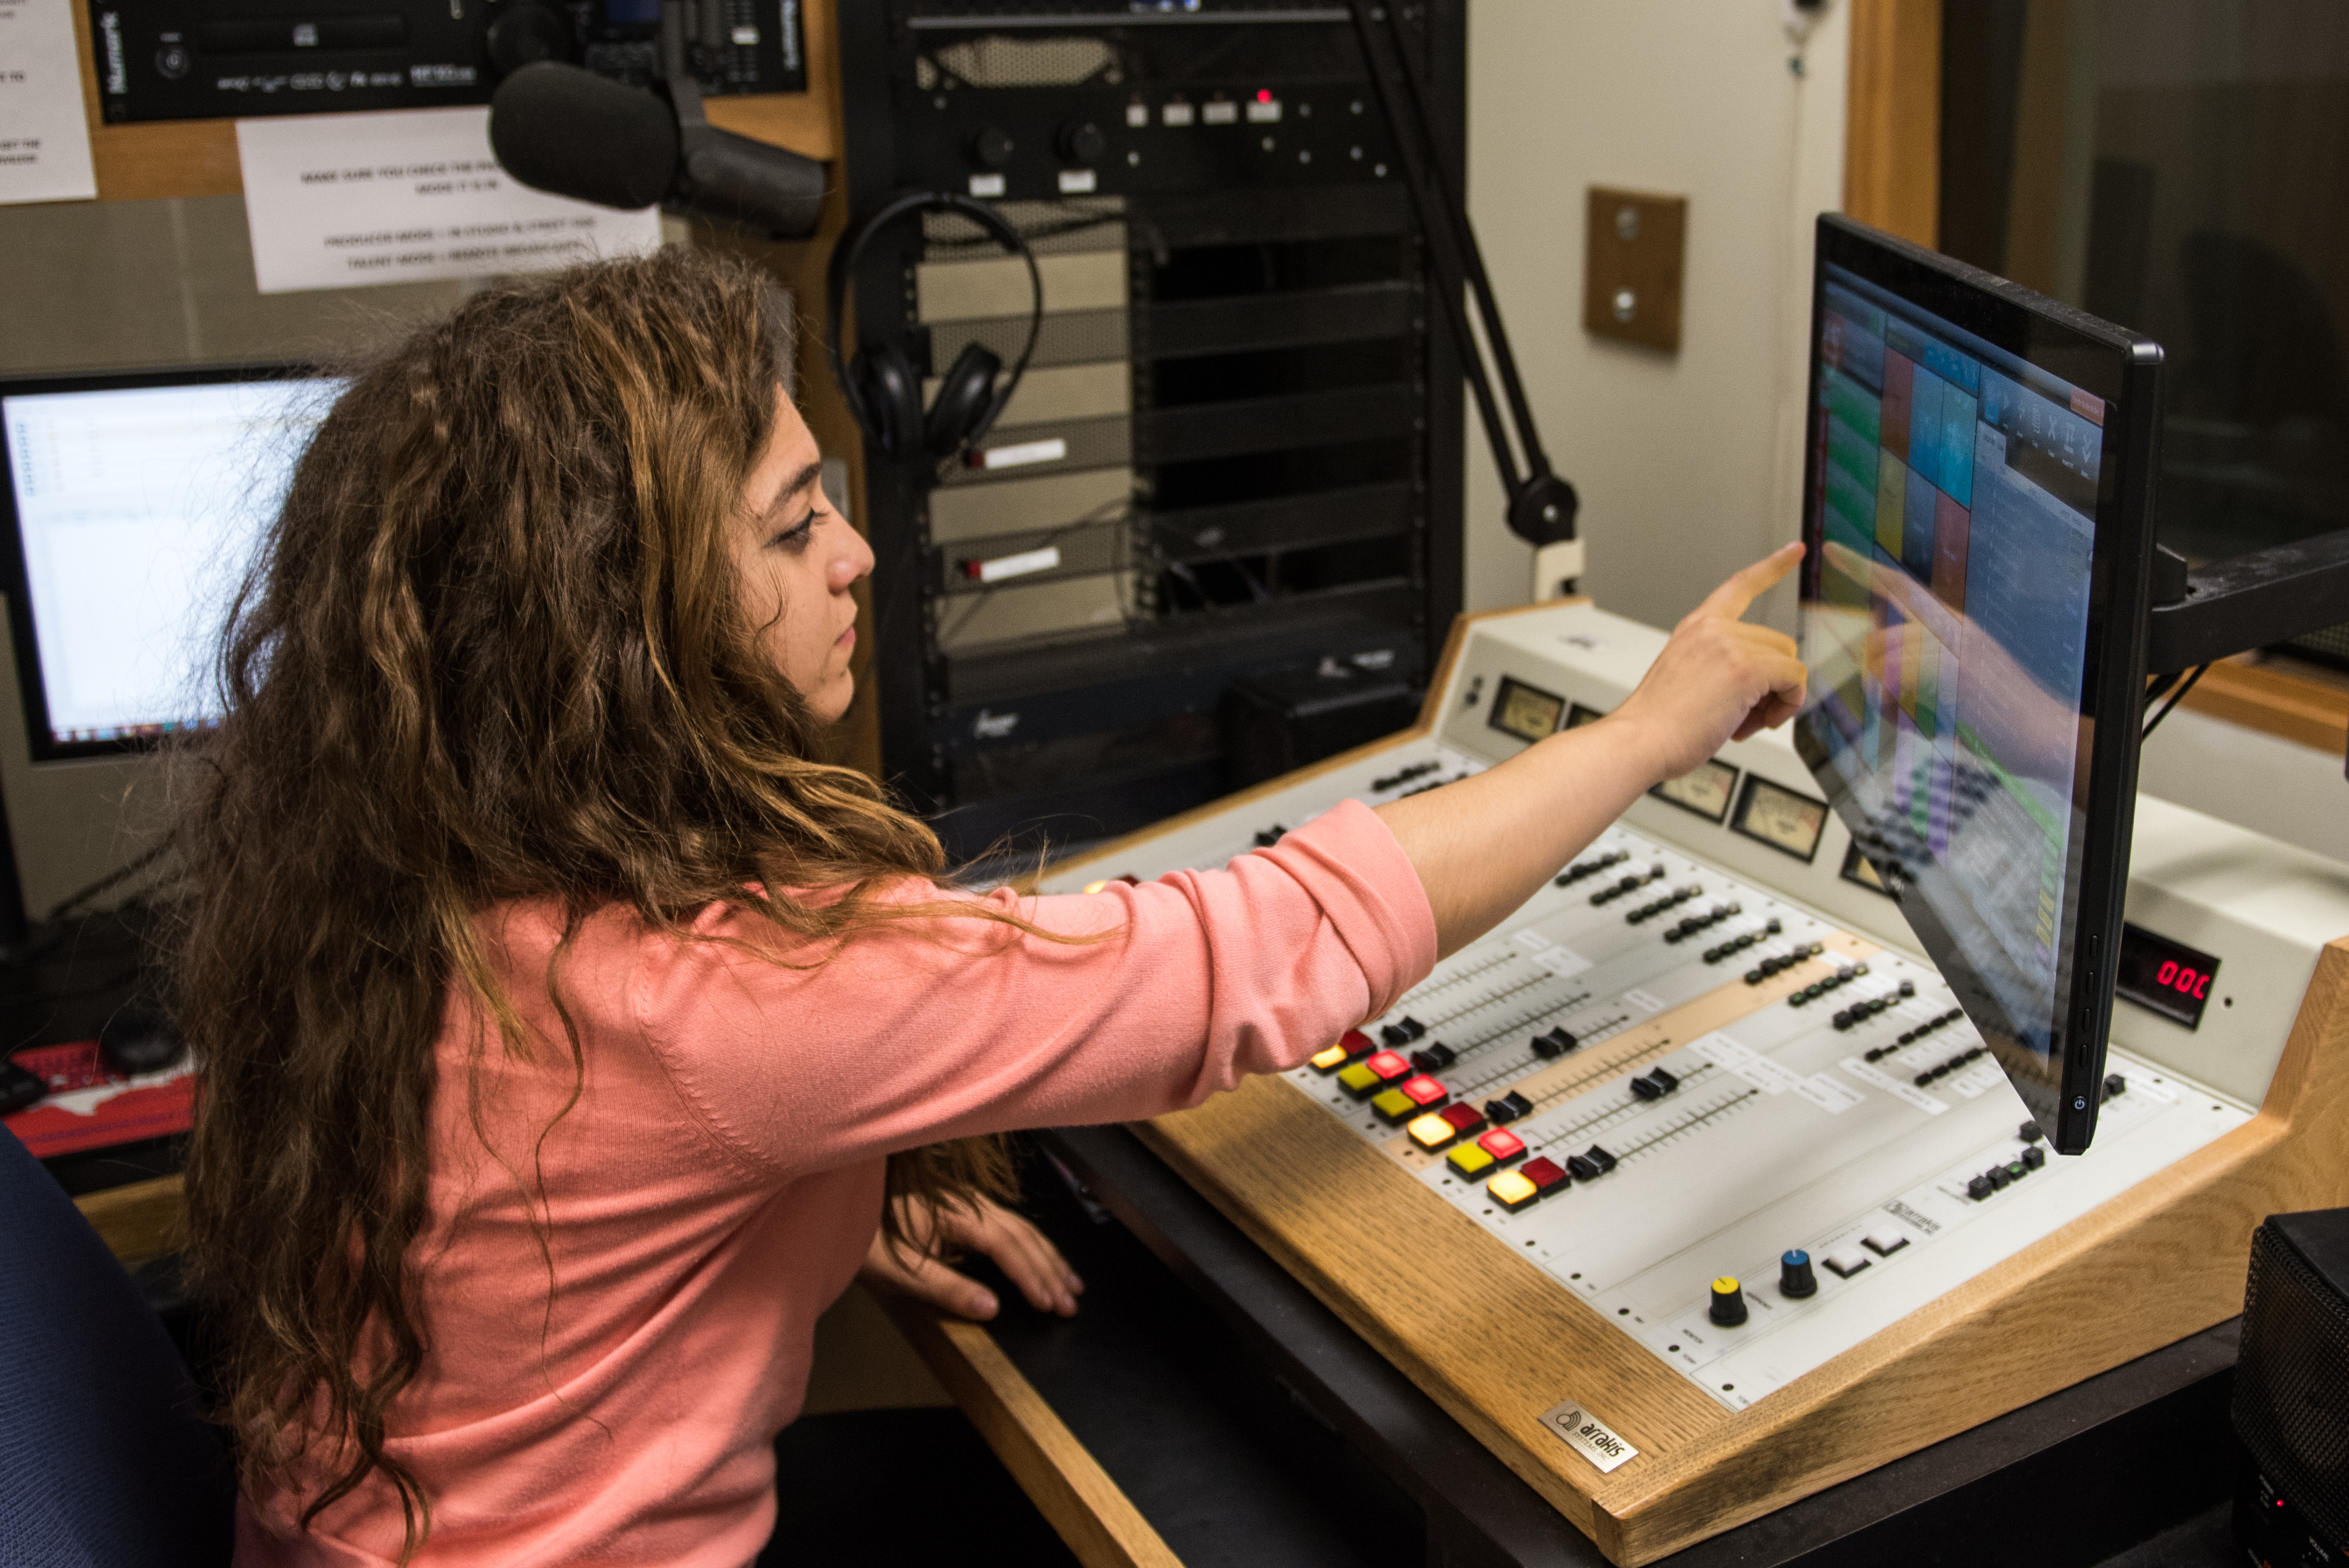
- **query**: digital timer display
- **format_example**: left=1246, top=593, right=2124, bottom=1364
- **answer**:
left=2114, top=923, right=2222, bottom=1030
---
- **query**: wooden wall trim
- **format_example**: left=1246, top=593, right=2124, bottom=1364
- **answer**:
left=1843, top=0, right=1942, bottom=247
left=61, top=0, right=836, bottom=204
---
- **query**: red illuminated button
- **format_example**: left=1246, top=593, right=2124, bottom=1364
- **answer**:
left=1439, top=1102, right=1485, bottom=1135
left=1399, top=1074, right=1448, bottom=1108
left=1366, top=1051, right=1413, bottom=1082
left=1477, top=1128, right=1527, bottom=1164
left=1520, top=1156, right=1568, bottom=1195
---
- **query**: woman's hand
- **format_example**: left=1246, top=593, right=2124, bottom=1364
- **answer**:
left=1375, top=543, right=1810, bottom=958
left=1607, top=542, right=1809, bottom=780
left=858, top=1194, right=1085, bottom=1321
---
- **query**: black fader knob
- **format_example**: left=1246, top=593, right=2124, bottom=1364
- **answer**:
left=1057, top=118, right=1106, bottom=166
left=1779, top=1249, right=1819, bottom=1299
left=1709, top=1276, right=1749, bottom=1326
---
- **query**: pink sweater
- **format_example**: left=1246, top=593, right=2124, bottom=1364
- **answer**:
left=236, top=799, right=1435, bottom=1566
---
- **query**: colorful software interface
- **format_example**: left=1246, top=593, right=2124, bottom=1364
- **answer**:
left=1800, top=265, right=2107, bottom=1056
left=2, top=379, right=339, bottom=747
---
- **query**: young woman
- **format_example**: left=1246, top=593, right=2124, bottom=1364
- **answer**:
left=180, top=246, right=1803, bottom=1566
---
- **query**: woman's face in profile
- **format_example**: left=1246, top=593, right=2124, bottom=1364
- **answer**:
left=731, top=386, right=873, bottom=724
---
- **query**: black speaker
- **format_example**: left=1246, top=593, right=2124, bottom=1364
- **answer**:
left=2232, top=1208, right=2349, bottom=1565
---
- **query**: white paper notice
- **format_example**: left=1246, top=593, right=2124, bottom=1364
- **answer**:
left=0, top=0, right=100, bottom=203
left=236, top=107, right=660, bottom=294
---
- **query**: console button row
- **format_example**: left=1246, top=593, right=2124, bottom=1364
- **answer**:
left=1555, top=848, right=1633, bottom=887
left=1864, top=1007, right=1966, bottom=1060
left=1702, top=919, right=1782, bottom=964
left=1831, top=981, right=1916, bottom=1031
left=1624, top=885, right=1703, bottom=925
left=1663, top=903, right=1740, bottom=943
left=1589, top=865, right=1668, bottom=906
left=1745, top=942, right=1825, bottom=984
left=1788, top=963, right=1869, bottom=1006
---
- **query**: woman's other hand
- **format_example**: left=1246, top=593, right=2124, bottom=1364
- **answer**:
left=1609, top=542, right=1809, bottom=781
left=858, top=1195, right=1085, bottom=1320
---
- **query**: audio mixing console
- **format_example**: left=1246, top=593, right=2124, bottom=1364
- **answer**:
left=1040, top=601, right=2349, bottom=1559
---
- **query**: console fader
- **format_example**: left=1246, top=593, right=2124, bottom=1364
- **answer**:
left=1040, top=601, right=2349, bottom=1562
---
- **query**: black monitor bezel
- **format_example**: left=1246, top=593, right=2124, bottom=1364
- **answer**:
left=0, top=362, right=320, bottom=763
left=1792, top=215, right=2162, bottom=1155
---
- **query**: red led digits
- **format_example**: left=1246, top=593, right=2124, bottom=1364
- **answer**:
left=2156, top=960, right=2212, bottom=999
left=2118, top=925, right=2222, bottom=1030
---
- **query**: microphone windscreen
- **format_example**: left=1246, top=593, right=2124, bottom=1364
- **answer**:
left=490, top=62, right=677, bottom=212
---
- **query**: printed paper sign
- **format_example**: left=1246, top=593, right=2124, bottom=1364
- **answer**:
left=0, top=0, right=99, bottom=203
left=236, top=107, right=660, bottom=293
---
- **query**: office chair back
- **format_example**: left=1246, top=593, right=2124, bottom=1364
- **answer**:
left=0, top=1129, right=235, bottom=1567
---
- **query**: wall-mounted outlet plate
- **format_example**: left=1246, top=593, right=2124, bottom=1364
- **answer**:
left=1584, top=186, right=1687, bottom=353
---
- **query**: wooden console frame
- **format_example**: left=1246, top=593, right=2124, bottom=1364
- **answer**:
left=1041, top=601, right=2349, bottom=1564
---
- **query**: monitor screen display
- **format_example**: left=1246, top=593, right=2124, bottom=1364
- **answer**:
left=1, top=372, right=340, bottom=757
left=1793, top=217, right=2162, bottom=1153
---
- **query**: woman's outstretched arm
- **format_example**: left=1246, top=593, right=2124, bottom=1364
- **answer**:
left=1376, top=544, right=1808, bottom=960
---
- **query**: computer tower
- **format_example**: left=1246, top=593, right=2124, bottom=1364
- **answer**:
left=2232, top=1208, right=2349, bottom=1566
left=835, top=2, right=1466, bottom=859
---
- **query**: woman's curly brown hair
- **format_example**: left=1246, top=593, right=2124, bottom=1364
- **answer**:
left=176, top=246, right=1021, bottom=1558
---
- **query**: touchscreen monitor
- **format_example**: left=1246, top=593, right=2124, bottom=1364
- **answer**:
left=1793, top=216, right=2162, bottom=1153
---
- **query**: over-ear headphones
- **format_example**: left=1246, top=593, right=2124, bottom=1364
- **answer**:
left=824, top=190, right=1044, bottom=467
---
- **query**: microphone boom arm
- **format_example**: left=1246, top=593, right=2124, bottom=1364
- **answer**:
left=1347, top=1, right=1578, bottom=556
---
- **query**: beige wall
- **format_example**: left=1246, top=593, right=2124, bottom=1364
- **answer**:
left=1462, top=0, right=1848, bottom=634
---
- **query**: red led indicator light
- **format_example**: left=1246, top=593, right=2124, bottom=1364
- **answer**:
left=1366, top=1051, right=1411, bottom=1080
left=1256, top=89, right=1273, bottom=102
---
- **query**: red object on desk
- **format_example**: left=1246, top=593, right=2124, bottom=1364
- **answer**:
left=1, top=1040, right=196, bottom=1160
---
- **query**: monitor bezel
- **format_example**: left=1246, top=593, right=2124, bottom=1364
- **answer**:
left=0, top=362, right=320, bottom=764
left=1792, top=215, right=2162, bottom=1155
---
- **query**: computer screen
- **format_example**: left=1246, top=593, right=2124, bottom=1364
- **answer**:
left=0, top=369, right=341, bottom=760
left=1794, top=216, right=2163, bottom=1154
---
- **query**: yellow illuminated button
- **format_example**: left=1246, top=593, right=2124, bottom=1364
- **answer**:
left=1487, top=1170, right=1540, bottom=1211
left=1310, top=1042, right=1351, bottom=1072
left=1407, top=1112, right=1456, bottom=1151
left=1337, top=1062, right=1382, bottom=1097
left=1447, top=1143, right=1496, bottom=1178
left=1371, top=1087, right=1419, bottom=1124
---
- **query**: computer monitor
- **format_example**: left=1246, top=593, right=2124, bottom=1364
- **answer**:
left=0, top=367, right=341, bottom=761
left=1794, top=215, right=2163, bottom=1155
